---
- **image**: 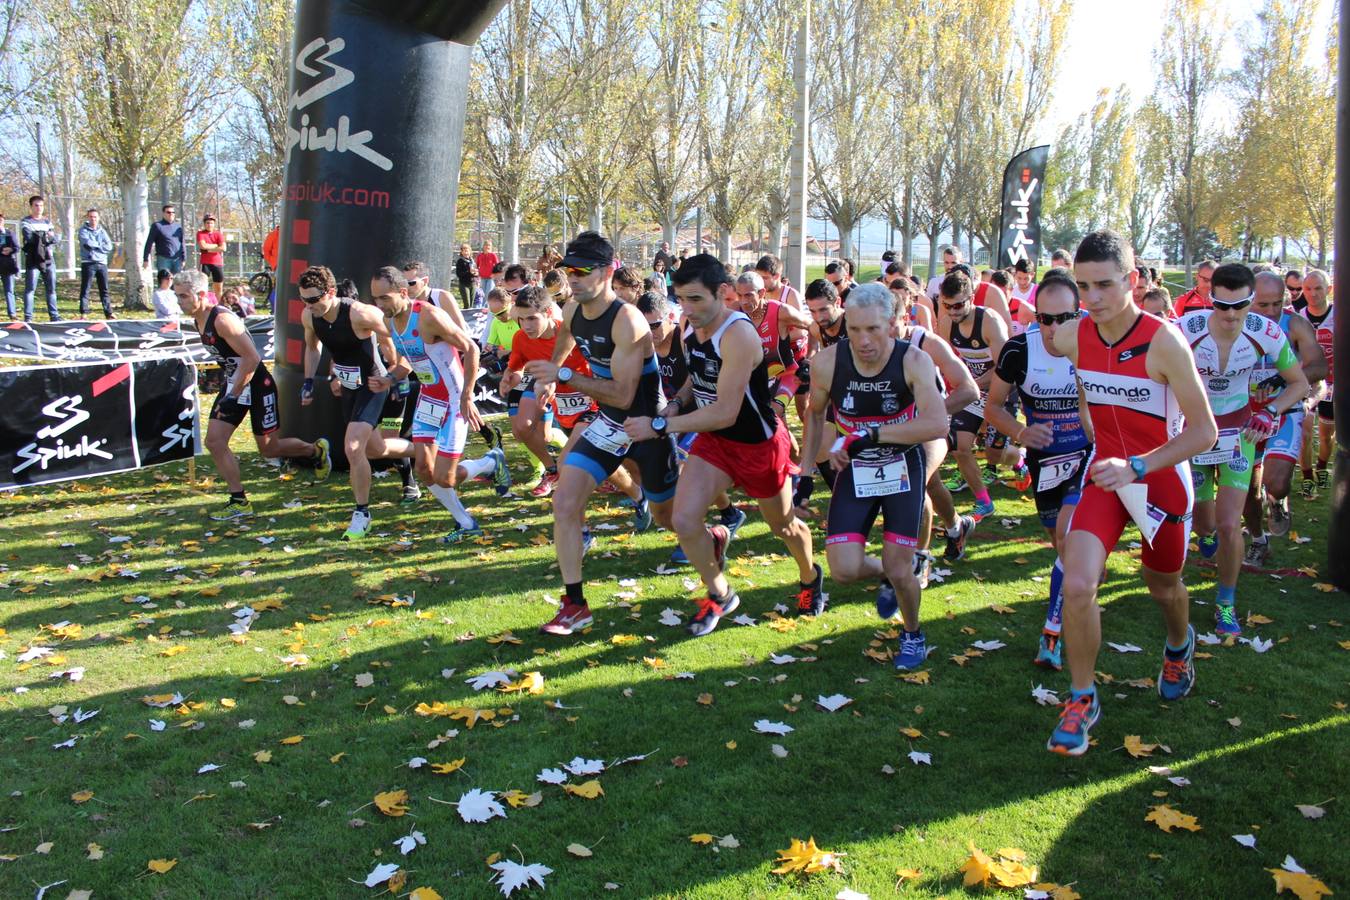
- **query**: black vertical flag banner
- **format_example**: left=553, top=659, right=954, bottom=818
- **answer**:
left=0, top=358, right=198, bottom=490
left=273, top=0, right=509, bottom=451
left=996, top=145, right=1050, bottom=270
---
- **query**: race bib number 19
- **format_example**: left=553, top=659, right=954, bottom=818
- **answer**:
left=1036, top=450, right=1084, bottom=492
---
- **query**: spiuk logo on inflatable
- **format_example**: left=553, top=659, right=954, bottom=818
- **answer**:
left=286, top=37, right=394, bottom=172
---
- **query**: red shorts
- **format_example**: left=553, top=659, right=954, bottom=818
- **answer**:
left=1067, top=461, right=1193, bottom=573
left=689, top=424, right=799, bottom=499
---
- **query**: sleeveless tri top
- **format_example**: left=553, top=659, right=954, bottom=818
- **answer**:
left=683, top=311, right=777, bottom=443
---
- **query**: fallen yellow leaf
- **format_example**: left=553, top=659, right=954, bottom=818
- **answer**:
left=374, top=789, right=411, bottom=817
left=330, top=753, right=346, bottom=764
left=563, top=780, right=604, bottom=800
left=409, top=889, right=443, bottom=900
left=253, top=750, right=272, bottom=763
left=1144, top=804, right=1202, bottom=833
left=689, top=833, right=715, bottom=845
left=147, top=858, right=177, bottom=874
left=1124, top=735, right=1159, bottom=758
left=429, top=758, right=466, bottom=775
left=71, top=790, right=94, bottom=804
left=771, top=836, right=845, bottom=876
left=1268, top=867, right=1333, bottom=900
left=279, top=735, right=304, bottom=745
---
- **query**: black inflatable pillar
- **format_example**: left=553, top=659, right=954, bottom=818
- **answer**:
left=273, top=0, right=507, bottom=458
left=1330, top=0, right=1350, bottom=590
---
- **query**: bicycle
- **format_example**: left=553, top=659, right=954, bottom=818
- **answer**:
left=246, top=252, right=275, bottom=310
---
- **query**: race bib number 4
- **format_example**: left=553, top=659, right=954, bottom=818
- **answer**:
left=1036, top=450, right=1084, bottom=492
left=582, top=415, right=632, bottom=456
left=413, top=395, right=450, bottom=429
left=333, top=364, right=362, bottom=390
left=852, top=456, right=910, bottom=498
left=1193, top=427, right=1240, bottom=466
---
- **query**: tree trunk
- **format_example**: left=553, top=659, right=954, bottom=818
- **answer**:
left=926, top=232, right=938, bottom=280
left=661, top=206, right=677, bottom=247
left=901, top=180, right=913, bottom=265
left=499, top=198, right=523, bottom=264
left=952, top=220, right=961, bottom=250
left=59, top=107, right=76, bottom=277
left=769, top=218, right=785, bottom=259
left=121, top=168, right=150, bottom=311
left=835, top=216, right=854, bottom=261
left=588, top=201, right=603, bottom=233
left=718, top=227, right=732, bottom=262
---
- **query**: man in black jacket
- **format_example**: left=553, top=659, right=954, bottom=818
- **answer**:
left=454, top=242, right=476, bottom=309
left=142, top=204, right=185, bottom=273
left=0, top=212, right=18, bottom=320
left=20, top=195, right=61, bottom=322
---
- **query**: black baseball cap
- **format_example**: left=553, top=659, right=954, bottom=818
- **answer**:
left=559, top=231, right=615, bottom=268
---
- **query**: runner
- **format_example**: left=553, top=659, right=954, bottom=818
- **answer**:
left=1046, top=229, right=1217, bottom=756
left=926, top=245, right=960, bottom=300
left=623, top=252, right=822, bottom=635
left=756, top=254, right=802, bottom=309
left=637, top=289, right=747, bottom=567
left=937, top=270, right=1008, bottom=520
left=1297, top=270, right=1335, bottom=499
left=800, top=284, right=949, bottom=667
left=985, top=272, right=1091, bottom=670
left=299, top=265, right=413, bottom=540
left=1181, top=263, right=1307, bottom=635
left=172, top=270, right=331, bottom=519
left=1285, top=268, right=1305, bottom=312
left=371, top=267, right=510, bottom=543
left=525, top=232, right=677, bottom=636
left=1243, top=271, right=1326, bottom=556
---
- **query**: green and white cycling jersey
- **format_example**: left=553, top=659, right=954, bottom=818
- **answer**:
left=1178, top=310, right=1296, bottom=429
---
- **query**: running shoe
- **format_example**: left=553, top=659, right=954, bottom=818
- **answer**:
left=709, top=524, right=730, bottom=572
left=1243, top=539, right=1269, bottom=568
left=484, top=423, right=504, bottom=452
left=1269, top=496, right=1291, bottom=536
left=971, top=497, right=995, bottom=521
left=893, top=630, right=928, bottom=670
left=944, top=474, right=968, bottom=493
left=666, top=545, right=689, bottom=567
left=1034, top=631, right=1063, bottom=671
left=598, top=481, right=622, bottom=495
left=342, top=509, right=372, bottom=541
left=1158, top=624, right=1197, bottom=701
left=530, top=470, right=560, bottom=498
left=632, top=499, right=653, bottom=533
left=541, top=603, right=593, bottom=636
left=720, top=505, right=748, bottom=538
left=211, top=497, right=254, bottom=521
left=1047, top=691, right=1101, bottom=756
left=313, top=437, right=332, bottom=481
left=875, top=577, right=899, bottom=621
left=400, top=482, right=422, bottom=504
left=688, top=593, right=740, bottom=637
left=582, top=529, right=594, bottom=556
left=490, top=447, right=512, bottom=496
left=1214, top=603, right=1242, bottom=637
left=1302, top=477, right=1317, bottom=500
left=943, top=515, right=976, bottom=562
left=1197, top=533, right=1219, bottom=559
left=546, top=429, right=567, bottom=456
left=1011, top=463, right=1032, bottom=492
left=795, top=564, right=826, bottom=616
left=1317, top=467, right=1330, bottom=492
left=982, top=468, right=999, bottom=487
left=438, top=520, right=484, bottom=544
left=913, top=550, right=932, bottom=590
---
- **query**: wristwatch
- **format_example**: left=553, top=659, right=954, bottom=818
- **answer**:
left=1128, top=456, right=1147, bottom=481
left=558, top=366, right=574, bottom=384
left=651, top=416, right=668, bottom=437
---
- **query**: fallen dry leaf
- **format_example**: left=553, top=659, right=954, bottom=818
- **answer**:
left=374, top=789, right=411, bottom=817
left=147, top=858, right=177, bottom=874
left=771, top=837, right=845, bottom=876
left=1144, top=804, right=1202, bottom=833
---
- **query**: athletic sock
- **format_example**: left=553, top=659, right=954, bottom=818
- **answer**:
left=1302, top=467, right=1314, bottom=480
left=459, top=455, right=495, bottom=480
left=564, top=581, right=585, bottom=606
left=946, top=521, right=962, bottom=538
left=355, top=504, right=369, bottom=514
left=427, top=484, right=476, bottom=529
left=1165, top=633, right=1192, bottom=657
left=478, top=424, right=496, bottom=443
left=229, top=491, right=247, bottom=502
left=1250, top=531, right=1266, bottom=544
left=1216, top=584, right=1236, bottom=606
left=973, top=488, right=991, bottom=505
left=1070, top=685, right=1096, bottom=701
left=395, top=458, right=413, bottom=489
left=1044, top=558, right=1064, bottom=635
left=719, top=504, right=740, bottom=526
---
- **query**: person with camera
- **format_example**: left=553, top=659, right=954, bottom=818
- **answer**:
left=20, top=195, right=61, bottom=322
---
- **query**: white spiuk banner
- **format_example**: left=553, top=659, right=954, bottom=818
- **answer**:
left=0, top=357, right=199, bottom=489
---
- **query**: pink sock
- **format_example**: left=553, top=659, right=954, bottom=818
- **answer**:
left=974, top=489, right=991, bottom=505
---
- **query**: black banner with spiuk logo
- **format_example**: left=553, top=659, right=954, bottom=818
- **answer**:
left=996, top=145, right=1050, bottom=270
left=0, top=357, right=198, bottom=489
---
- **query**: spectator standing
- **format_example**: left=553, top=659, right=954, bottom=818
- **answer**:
left=20, top=195, right=61, bottom=322
left=475, top=239, right=499, bottom=296
left=196, top=214, right=227, bottom=299
left=77, top=207, right=116, bottom=319
left=0, top=213, right=17, bottom=319
left=142, top=203, right=185, bottom=273
left=653, top=240, right=675, bottom=272
left=151, top=268, right=177, bottom=318
left=454, top=242, right=476, bottom=308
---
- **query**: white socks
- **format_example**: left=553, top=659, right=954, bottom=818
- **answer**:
left=428, top=484, right=475, bottom=529
left=458, top=455, right=495, bottom=480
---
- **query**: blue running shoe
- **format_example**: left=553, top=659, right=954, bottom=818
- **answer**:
left=875, top=578, right=899, bottom=621
left=1197, top=533, right=1219, bottom=559
left=1047, top=690, right=1101, bottom=756
left=1034, top=631, right=1063, bottom=671
left=581, top=529, right=594, bottom=556
left=490, top=447, right=512, bottom=497
left=971, top=498, right=995, bottom=521
left=1214, top=603, right=1241, bottom=637
left=633, top=499, right=653, bottom=533
left=667, top=545, right=689, bottom=567
left=1158, top=624, right=1197, bottom=701
left=720, top=505, right=748, bottom=539
left=893, top=630, right=928, bottom=670
left=438, top=520, right=483, bottom=544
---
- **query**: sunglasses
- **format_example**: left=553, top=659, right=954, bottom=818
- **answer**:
left=941, top=300, right=968, bottom=310
left=646, top=320, right=664, bottom=329
left=563, top=265, right=597, bottom=276
left=299, top=293, right=323, bottom=304
left=1209, top=292, right=1253, bottom=311
left=1036, top=311, right=1078, bottom=326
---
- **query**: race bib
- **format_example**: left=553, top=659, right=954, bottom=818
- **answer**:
left=964, top=392, right=987, bottom=416
left=554, top=391, right=592, bottom=416
left=1193, top=427, right=1240, bottom=466
left=411, top=359, right=437, bottom=385
left=582, top=415, right=632, bottom=456
left=333, top=364, right=362, bottom=390
left=413, top=395, right=450, bottom=428
left=234, top=384, right=252, bottom=407
left=1036, top=450, right=1085, bottom=492
left=852, top=456, right=910, bottom=498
